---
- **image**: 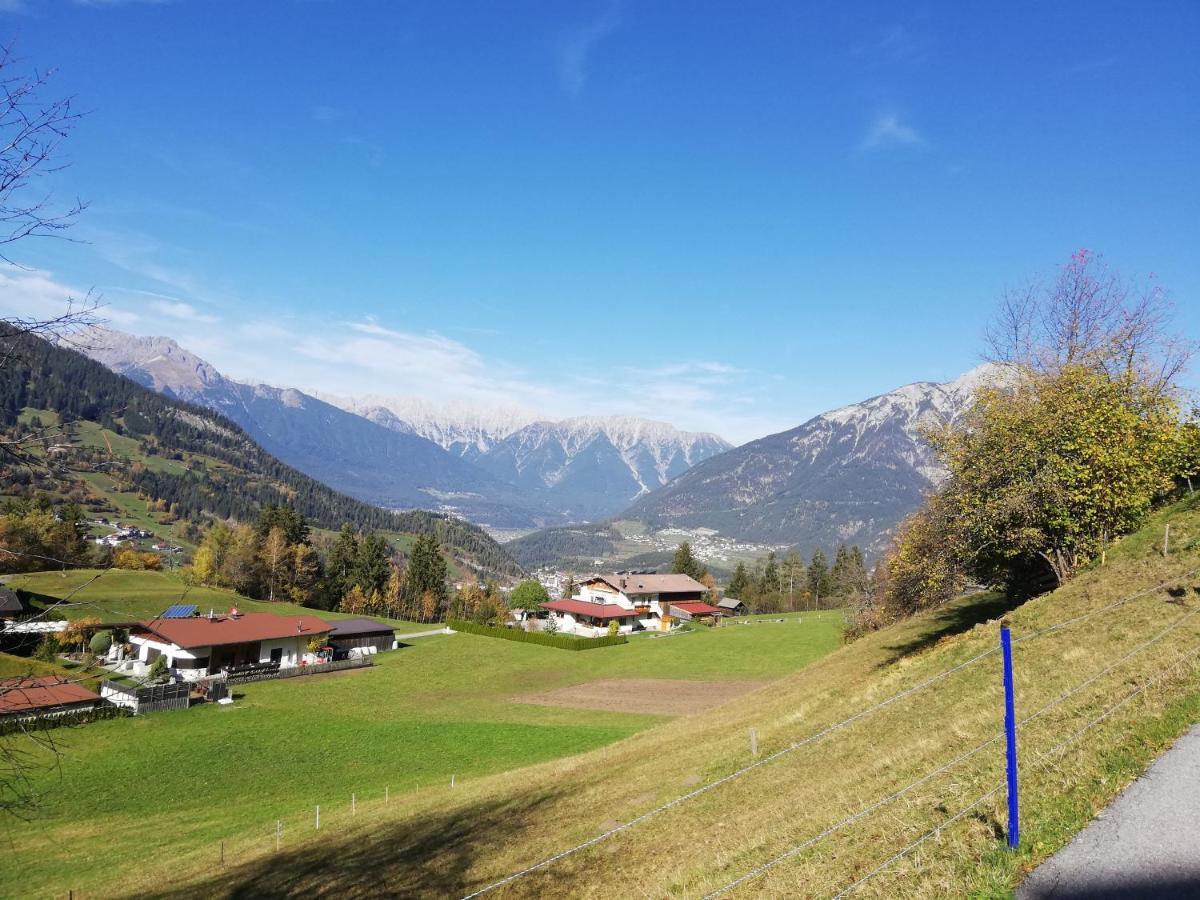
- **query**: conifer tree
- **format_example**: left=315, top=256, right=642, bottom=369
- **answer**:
left=671, top=542, right=706, bottom=580
left=727, top=561, right=750, bottom=599
left=354, top=532, right=392, bottom=597
left=807, top=548, right=831, bottom=607
left=760, top=551, right=780, bottom=594
left=403, top=534, right=449, bottom=618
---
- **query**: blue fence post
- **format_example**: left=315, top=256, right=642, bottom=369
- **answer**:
left=1001, top=623, right=1020, bottom=850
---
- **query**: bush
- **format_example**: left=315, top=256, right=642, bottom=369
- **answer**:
left=33, top=633, right=59, bottom=663
left=147, top=655, right=167, bottom=681
left=447, top=619, right=627, bottom=650
left=509, top=579, right=550, bottom=610
left=89, top=630, right=113, bottom=656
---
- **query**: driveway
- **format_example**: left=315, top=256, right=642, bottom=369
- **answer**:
left=1017, top=724, right=1200, bottom=899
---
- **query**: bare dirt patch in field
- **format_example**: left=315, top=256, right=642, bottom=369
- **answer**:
left=514, top=678, right=766, bottom=716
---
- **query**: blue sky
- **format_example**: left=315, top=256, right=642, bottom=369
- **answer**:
left=1, top=0, right=1197, bottom=443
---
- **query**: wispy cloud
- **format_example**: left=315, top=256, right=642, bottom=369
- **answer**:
left=311, top=105, right=342, bottom=124
left=3, top=260, right=788, bottom=443
left=0, top=264, right=139, bottom=326
left=148, top=298, right=218, bottom=324
left=859, top=111, right=927, bottom=153
left=854, top=23, right=929, bottom=68
left=1062, top=56, right=1118, bottom=77
left=555, top=2, right=623, bottom=97
left=342, top=136, right=385, bottom=169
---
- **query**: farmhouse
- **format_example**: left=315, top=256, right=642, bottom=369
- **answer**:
left=0, top=675, right=100, bottom=718
left=128, top=610, right=331, bottom=681
left=541, top=573, right=714, bottom=636
left=327, top=618, right=397, bottom=655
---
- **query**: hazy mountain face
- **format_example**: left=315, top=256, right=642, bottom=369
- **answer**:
left=320, top=396, right=732, bottom=520
left=621, top=367, right=998, bottom=555
left=86, top=329, right=730, bottom=525
left=83, top=329, right=544, bottom=526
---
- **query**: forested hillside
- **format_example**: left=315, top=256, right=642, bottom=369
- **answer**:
left=0, top=327, right=522, bottom=579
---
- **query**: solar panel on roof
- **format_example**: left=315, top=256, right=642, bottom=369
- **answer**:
left=161, top=604, right=198, bottom=619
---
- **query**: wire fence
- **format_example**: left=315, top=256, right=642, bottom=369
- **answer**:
left=458, top=566, right=1200, bottom=899
left=829, top=639, right=1200, bottom=898
left=700, top=603, right=1200, bottom=897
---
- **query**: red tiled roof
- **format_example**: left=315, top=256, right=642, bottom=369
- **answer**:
left=541, top=599, right=636, bottom=620
left=671, top=602, right=723, bottom=615
left=134, top=612, right=331, bottom=649
left=0, top=676, right=98, bottom=714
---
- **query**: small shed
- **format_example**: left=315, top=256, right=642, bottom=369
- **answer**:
left=0, top=588, right=23, bottom=621
left=327, top=618, right=396, bottom=654
left=0, top=675, right=100, bottom=718
left=717, top=597, right=748, bottom=616
left=668, top=601, right=724, bottom=622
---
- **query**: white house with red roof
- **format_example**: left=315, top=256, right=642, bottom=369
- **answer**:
left=128, top=610, right=331, bottom=681
left=540, top=573, right=721, bottom=636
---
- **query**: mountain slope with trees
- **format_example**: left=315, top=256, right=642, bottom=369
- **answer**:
left=0, top=326, right=523, bottom=580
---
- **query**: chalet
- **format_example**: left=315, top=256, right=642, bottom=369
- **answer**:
left=541, top=573, right=714, bottom=636
left=0, top=675, right=100, bottom=718
left=717, top=597, right=748, bottom=616
left=128, top=610, right=331, bottom=681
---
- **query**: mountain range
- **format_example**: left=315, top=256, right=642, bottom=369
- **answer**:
left=85, top=328, right=996, bottom=565
left=621, top=366, right=996, bottom=554
left=84, top=329, right=730, bottom=526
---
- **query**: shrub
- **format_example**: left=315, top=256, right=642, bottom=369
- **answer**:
left=447, top=619, right=627, bottom=650
left=147, top=655, right=167, bottom=681
left=607, top=620, right=619, bottom=637
left=33, top=633, right=59, bottom=663
left=89, top=630, right=113, bottom=656
left=509, top=579, right=550, bottom=611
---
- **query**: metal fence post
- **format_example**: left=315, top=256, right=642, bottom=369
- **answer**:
left=1001, top=624, right=1020, bottom=850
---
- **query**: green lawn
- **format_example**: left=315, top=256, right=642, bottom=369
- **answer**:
left=0, top=650, right=69, bottom=679
left=0, top=576, right=844, bottom=898
left=4, top=569, right=430, bottom=632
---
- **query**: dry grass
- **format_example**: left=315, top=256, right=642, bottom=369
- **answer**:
left=36, top=498, right=1200, bottom=898
left=515, top=678, right=767, bottom=715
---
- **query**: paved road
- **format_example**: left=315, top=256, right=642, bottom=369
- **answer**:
left=1018, top=723, right=1200, bottom=899
left=394, top=626, right=454, bottom=640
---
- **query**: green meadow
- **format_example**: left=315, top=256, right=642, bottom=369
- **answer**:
left=0, top=569, right=844, bottom=897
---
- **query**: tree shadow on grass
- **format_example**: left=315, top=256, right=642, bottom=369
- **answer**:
left=878, top=592, right=1025, bottom=667
left=146, top=789, right=574, bottom=899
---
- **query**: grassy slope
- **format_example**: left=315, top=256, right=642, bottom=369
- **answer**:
left=0, top=598, right=843, bottom=897
left=80, top=493, right=1200, bottom=900
left=0, top=651, right=69, bottom=679
left=3, top=569, right=431, bottom=632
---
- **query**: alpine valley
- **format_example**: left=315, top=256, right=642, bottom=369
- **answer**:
left=84, top=329, right=731, bottom=529
left=507, top=367, right=997, bottom=569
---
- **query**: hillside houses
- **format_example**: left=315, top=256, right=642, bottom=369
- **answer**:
left=540, top=573, right=721, bottom=636
left=127, top=610, right=332, bottom=681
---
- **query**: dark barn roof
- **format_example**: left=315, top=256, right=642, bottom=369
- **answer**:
left=0, top=588, right=23, bottom=615
left=328, top=618, right=396, bottom=637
